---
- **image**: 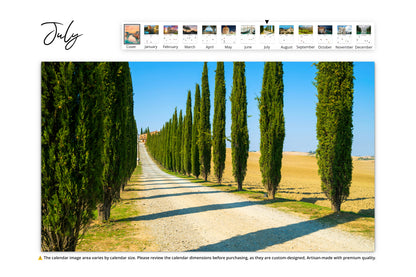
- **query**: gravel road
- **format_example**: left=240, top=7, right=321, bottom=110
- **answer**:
left=134, top=143, right=374, bottom=252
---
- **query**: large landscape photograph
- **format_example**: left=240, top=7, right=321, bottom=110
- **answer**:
left=41, top=61, right=374, bottom=252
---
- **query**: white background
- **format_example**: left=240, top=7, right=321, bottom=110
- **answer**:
left=1, top=0, right=414, bottom=276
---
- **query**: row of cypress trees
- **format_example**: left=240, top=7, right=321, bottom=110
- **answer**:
left=146, top=62, right=251, bottom=189
left=145, top=63, right=220, bottom=180
left=146, top=89, right=195, bottom=176
left=41, top=62, right=137, bottom=251
left=146, top=61, right=354, bottom=213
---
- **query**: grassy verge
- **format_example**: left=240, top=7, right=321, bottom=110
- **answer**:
left=76, top=164, right=158, bottom=252
left=160, top=167, right=374, bottom=239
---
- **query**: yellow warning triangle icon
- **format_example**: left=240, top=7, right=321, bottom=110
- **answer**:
left=38, top=256, right=42, bottom=260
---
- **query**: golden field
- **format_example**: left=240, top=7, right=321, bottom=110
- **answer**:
left=206, top=148, right=374, bottom=214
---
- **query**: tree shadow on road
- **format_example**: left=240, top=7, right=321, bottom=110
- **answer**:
left=116, top=200, right=264, bottom=222
left=115, top=197, right=369, bottom=225
left=189, top=213, right=366, bottom=251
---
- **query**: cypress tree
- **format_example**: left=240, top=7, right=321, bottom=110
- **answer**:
left=166, top=118, right=173, bottom=170
left=212, top=62, right=226, bottom=183
left=192, top=84, right=201, bottom=178
left=99, top=62, right=136, bottom=221
left=171, top=108, right=178, bottom=172
left=176, top=109, right=183, bottom=173
left=183, top=90, right=193, bottom=176
left=315, top=62, right=354, bottom=213
left=120, top=63, right=135, bottom=191
left=73, top=62, right=106, bottom=219
left=41, top=62, right=76, bottom=251
left=180, top=108, right=186, bottom=175
left=164, top=122, right=169, bottom=168
left=230, top=62, right=249, bottom=191
left=258, top=62, right=285, bottom=199
left=125, top=69, right=137, bottom=184
left=199, top=62, right=212, bottom=181
left=41, top=62, right=105, bottom=251
left=100, top=62, right=121, bottom=221
left=161, top=122, right=167, bottom=167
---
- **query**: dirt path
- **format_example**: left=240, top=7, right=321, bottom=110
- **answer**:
left=132, top=143, right=373, bottom=252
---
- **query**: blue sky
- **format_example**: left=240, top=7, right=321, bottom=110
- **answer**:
left=130, top=61, right=374, bottom=156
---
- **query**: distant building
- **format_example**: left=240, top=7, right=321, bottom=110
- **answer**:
left=139, top=131, right=159, bottom=143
